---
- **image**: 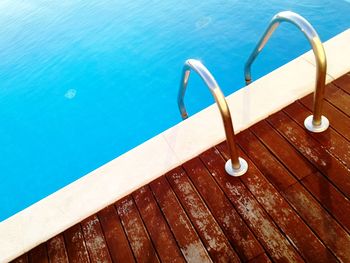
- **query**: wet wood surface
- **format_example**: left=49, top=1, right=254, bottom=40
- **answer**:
left=13, top=73, right=350, bottom=262
left=63, top=224, right=90, bottom=263
left=47, top=235, right=69, bottom=263
left=98, top=205, right=136, bottom=263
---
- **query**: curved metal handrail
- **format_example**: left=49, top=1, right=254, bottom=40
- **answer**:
left=244, top=11, right=329, bottom=133
left=178, top=59, right=248, bottom=176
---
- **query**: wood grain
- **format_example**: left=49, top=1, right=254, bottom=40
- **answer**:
left=47, top=235, right=69, bottom=263
left=200, top=148, right=303, bottom=263
left=150, top=176, right=212, bottom=263
left=81, top=215, right=112, bottom=263
left=183, top=157, right=264, bottom=262
left=64, top=224, right=90, bottom=263
left=133, top=186, right=185, bottom=263
left=116, top=197, right=160, bottom=263
left=167, top=167, right=240, bottom=263
left=98, top=205, right=136, bottom=263
left=218, top=138, right=337, bottom=263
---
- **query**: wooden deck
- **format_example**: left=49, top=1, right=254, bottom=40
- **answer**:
left=12, top=73, right=350, bottom=263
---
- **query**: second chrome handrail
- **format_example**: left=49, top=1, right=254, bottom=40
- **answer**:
left=244, top=11, right=329, bottom=133
left=178, top=59, right=248, bottom=177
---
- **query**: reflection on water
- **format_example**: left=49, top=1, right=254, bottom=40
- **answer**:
left=196, top=16, right=212, bottom=30
left=64, top=89, right=77, bottom=99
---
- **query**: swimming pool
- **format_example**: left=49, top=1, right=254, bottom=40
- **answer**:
left=1, top=0, right=350, bottom=221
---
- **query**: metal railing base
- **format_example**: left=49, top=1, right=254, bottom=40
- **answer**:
left=225, top=158, right=248, bottom=177
left=304, top=115, right=329, bottom=133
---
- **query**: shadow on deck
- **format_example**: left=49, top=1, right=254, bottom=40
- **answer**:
left=13, top=73, right=350, bottom=263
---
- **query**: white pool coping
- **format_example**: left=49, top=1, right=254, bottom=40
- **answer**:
left=1, top=29, right=350, bottom=263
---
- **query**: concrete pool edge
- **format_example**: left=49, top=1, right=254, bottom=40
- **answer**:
left=1, top=29, right=350, bottom=262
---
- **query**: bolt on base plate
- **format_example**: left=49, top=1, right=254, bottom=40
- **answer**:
left=304, top=115, right=329, bottom=133
left=225, top=158, right=248, bottom=177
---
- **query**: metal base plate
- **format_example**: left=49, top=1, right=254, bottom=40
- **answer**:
left=225, top=158, right=248, bottom=177
left=304, top=115, right=329, bottom=133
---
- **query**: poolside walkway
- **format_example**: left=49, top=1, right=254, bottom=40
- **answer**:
left=12, top=73, right=350, bottom=263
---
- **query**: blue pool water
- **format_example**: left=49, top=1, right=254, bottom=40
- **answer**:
left=1, top=1, right=350, bottom=221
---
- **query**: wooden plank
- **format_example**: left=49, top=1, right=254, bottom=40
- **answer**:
left=333, top=72, right=350, bottom=94
left=218, top=138, right=337, bottom=263
left=267, top=110, right=350, bottom=199
left=284, top=183, right=350, bottom=262
left=247, top=253, right=272, bottom=263
left=81, top=215, right=112, bottom=263
left=200, top=148, right=303, bottom=263
left=250, top=120, right=316, bottom=180
left=98, top=205, right=136, bottom=263
left=166, top=167, right=240, bottom=263
left=133, top=186, right=185, bottom=263
left=11, top=254, right=28, bottom=263
left=284, top=101, right=350, bottom=168
left=28, top=243, right=48, bottom=263
left=63, top=224, right=90, bottom=263
left=150, top=176, right=212, bottom=263
left=251, top=119, right=350, bottom=235
left=182, top=157, right=264, bottom=262
left=116, top=196, right=160, bottom=263
left=47, top=234, right=69, bottom=263
left=301, top=172, right=350, bottom=233
left=299, top=94, right=350, bottom=142
left=237, top=129, right=297, bottom=190
left=325, top=83, right=350, bottom=116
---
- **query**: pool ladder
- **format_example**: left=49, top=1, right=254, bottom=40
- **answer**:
left=178, top=59, right=248, bottom=177
left=245, top=11, right=329, bottom=132
left=177, top=11, right=329, bottom=177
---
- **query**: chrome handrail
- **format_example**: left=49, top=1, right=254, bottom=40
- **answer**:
left=244, top=11, right=329, bottom=133
left=178, top=59, right=248, bottom=176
